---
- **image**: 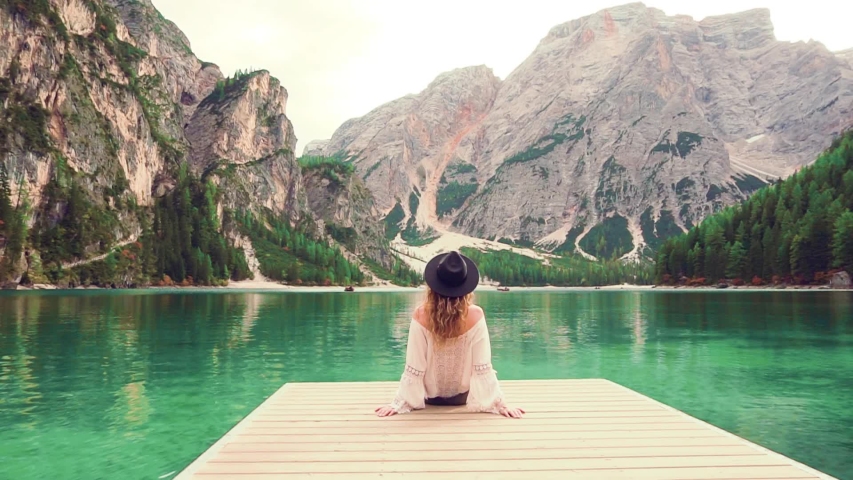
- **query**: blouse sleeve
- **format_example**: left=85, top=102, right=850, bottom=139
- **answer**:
left=468, top=318, right=507, bottom=414
left=390, top=319, right=427, bottom=414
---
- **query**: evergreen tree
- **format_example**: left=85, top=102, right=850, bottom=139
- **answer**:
left=138, top=212, right=156, bottom=282
left=0, top=163, right=12, bottom=231
left=0, top=166, right=27, bottom=283
left=832, top=211, right=853, bottom=270
left=747, top=224, right=764, bottom=278
left=726, top=241, right=747, bottom=279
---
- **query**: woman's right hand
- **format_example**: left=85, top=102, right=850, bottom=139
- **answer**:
left=499, top=406, right=525, bottom=418
left=375, top=405, right=398, bottom=417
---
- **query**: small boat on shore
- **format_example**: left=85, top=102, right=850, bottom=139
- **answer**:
left=497, top=286, right=510, bottom=292
left=344, top=286, right=354, bottom=292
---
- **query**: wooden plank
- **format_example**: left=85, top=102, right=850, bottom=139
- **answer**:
left=268, top=394, right=636, bottom=406
left=270, top=398, right=648, bottom=406
left=280, top=386, right=622, bottom=393
left=231, top=430, right=723, bottom=443
left=252, top=410, right=679, bottom=420
left=261, top=404, right=666, bottom=413
left=195, top=456, right=790, bottom=474
left=277, top=380, right=623, bottom=388
left=220, top=436, right=744, bottom=453
left=263, top=402, right=665, bottom=416
left=190, top=469, right=818, bottom=480
left=268, top=390, right=637, bottom=403
left=248, top=416, right=687, bottom=427
left=210, top=445, right=763, bottom=463
left=282, top=379, right=610, bottom=388
left=269, top=390, right=636, bottom=403
left=277, top=385, right=625, bottom=393
left=240, top=423, right=702, bottom=435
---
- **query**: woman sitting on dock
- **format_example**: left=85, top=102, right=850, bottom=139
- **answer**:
left=376, top=251, right=525, bottom=418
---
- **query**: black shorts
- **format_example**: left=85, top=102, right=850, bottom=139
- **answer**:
left=425, top=391, right=468, bottom=406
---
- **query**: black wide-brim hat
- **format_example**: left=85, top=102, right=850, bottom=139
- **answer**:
left=424, top=251, right=479, bottom=298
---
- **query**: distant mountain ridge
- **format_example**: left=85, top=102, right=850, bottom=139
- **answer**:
left=314, top=2, right=853, bottom=260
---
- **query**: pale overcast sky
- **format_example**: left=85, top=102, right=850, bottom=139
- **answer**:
left=151, top=0, right=853, bottom=152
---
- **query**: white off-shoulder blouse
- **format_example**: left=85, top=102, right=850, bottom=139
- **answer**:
left=389, top=316, right=507, bottom=414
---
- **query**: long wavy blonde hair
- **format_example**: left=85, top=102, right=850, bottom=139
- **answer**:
left=423, top=287, right=473, bottom=343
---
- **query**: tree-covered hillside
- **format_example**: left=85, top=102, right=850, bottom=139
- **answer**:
left=656, top=132, right=853, bottom=285
left=461, top=248, right=654, bottom=287
left=0, top=163, right=371, bottom=288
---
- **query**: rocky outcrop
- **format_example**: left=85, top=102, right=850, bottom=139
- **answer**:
left=186, top=70, right=305, bottom=217
left=838, top=49, right=853, bottom=69
left=301, top=165, right=388, bottom=264
left=302, top=139, right=329, bottom=156
left=321, top=3, right=853, bottom=259
left=187, top=72, right=293, bottom=170
left=323, top=65, right=502, bottom=233
left=829, top=271, right=851, bottom=289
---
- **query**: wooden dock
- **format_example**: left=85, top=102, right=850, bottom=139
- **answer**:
left=175, top=379, right=835, bottom=479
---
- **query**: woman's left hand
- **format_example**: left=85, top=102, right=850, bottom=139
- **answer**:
left=499, top=406, right=525, bottom=418
left=375, top=405, right=398, bottom=417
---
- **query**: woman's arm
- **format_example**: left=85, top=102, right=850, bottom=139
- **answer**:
left=376, top=317, right=428, bottom=417
left=468, top=318, right=525, bottom=418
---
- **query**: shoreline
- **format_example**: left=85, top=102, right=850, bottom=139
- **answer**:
left=7, top=281, right=852, bottom=293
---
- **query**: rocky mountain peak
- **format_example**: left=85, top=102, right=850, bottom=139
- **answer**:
left=303, top=139, right=329, bottom=156
left=323, top=3, right=853, bottom=260
left=698, top=8, right=775, bottom=50
left=541, top=4, right=775, bottom=53
left=543, top=3, right=659, bottom=43
left=427, top=65, right=499, bottom=88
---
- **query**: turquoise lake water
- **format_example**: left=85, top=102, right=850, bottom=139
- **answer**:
left=0, top=290, right=851, bottom=479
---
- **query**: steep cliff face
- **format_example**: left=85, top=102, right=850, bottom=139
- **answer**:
left=0, top=0, right=382, bottom=286
left=320, top=3, right=853, bottom=259
left=106, top=0, right=221, bottom=123
left=186, top=70, right=305, bottom=217
left=2, top=0, right=172, bottom=211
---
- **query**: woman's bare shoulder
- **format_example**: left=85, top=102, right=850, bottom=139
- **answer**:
left=468, top=305, right=485, bottom=325
left=413, top=305, right=428, bottom=328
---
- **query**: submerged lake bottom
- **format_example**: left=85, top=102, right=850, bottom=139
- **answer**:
left=0, top=290, right=851, bottom=479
